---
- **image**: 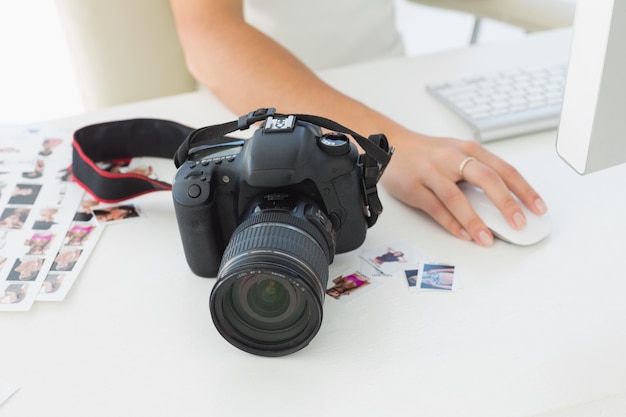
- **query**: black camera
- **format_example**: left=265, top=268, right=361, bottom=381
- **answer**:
left=172, top=108, right=393, bottom=356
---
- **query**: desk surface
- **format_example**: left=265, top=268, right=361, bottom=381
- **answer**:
left=3, top=29, right=626, bottom=417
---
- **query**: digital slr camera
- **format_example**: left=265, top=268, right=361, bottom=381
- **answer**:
left=172, top=108, right=393, bottom=356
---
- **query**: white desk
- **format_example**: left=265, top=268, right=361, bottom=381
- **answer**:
left=4, top=29, right=626, bottom=417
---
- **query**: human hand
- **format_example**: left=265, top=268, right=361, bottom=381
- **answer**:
left=381, top=131, right=548, bottom=247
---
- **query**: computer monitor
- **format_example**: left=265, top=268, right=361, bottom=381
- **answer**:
left=555, top=0, right=626, bottom=175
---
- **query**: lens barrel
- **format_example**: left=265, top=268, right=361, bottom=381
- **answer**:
left=210, top=211, right=330, bottom=356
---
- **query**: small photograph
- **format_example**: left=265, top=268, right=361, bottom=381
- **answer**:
left=73, top=198, right=99, bottom=222
left=32, top=207, right=59, bottom=230
left=51, top=248, right=82, bottom=272
left=403, top=267, right=420, bottom=290
left=93, top=204, right=141, bottom=223
left=38, top=138, right=63, bottom=157
left=419, top=262, right=456, bottom=291
left=6, top=257, right=44, bottom=281
left=360, top=242, right=422, bottom=276
left=9, top=183, right=42, bottom=205
left=326, top=271, right=371, bottom=301
left=39, top=273, right=65, bottom=294
left=0, top=207, right=30, bottom=229
left=24, top=232, right=55, bottom=255
left=0, top=283, right=30, bottom=304
left=21, top=159, right=45, bottom=179
left=65, top=223, right=95, bottom=246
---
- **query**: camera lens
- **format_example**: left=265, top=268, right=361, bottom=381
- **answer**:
left=210, top=211, right=330, bottom=356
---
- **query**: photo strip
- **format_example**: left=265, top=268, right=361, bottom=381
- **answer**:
left=0, top=126, right=107, bottom=310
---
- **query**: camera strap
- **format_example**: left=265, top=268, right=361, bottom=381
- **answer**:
left=72, top=118, right=194, bottom=203
left=172, top=108, right=393, bottom=170
left=72, top=108, right=393, bottom=225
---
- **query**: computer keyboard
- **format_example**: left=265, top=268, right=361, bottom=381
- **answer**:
left=427, top=64, right=566, bottom=142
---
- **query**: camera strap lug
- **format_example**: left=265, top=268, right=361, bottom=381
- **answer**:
left=237, top=107, right=276, bottom=130
left=359, top=133, right=393, bottom=227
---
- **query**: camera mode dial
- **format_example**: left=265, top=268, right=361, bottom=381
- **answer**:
left=318, top=133, right=350, bottom=156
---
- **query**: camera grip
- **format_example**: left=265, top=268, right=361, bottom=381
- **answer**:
left=174, top=202, right=223, bottom=277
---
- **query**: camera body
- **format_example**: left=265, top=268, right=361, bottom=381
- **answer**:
left=173, top=114, right=371, bottom=278
left=172, top=110, right=391, bottom=356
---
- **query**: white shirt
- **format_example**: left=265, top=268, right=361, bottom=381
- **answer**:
left=244, top=0, right=405, bottom=70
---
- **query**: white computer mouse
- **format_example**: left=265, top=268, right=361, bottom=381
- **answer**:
left=459, top=181, right=551, bottom=246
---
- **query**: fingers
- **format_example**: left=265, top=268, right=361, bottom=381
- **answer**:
left=461, top=143, right=548, bottom=218
left=381, top=135, right=548, bottom=247
left=424, top=171, right=496, bottom=247
left=412, top=184, right=474, bottom=242
left=460, top=159, right=528, bottom=231
left=438, top=145, right=549, bottom=246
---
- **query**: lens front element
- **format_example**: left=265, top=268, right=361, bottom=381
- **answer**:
left=222, top=269, right=314, bottom=347
left=210, top=214, right=329, bottom=357
left=244, top=276, right=294, bottom=323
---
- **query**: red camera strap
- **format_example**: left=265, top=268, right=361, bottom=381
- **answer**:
left=72, top=118, right=193, bottom=203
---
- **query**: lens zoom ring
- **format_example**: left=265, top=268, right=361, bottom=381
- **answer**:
left=233, top=211, right=332, bottom=260
left=220, top=222, right=329, bottom=292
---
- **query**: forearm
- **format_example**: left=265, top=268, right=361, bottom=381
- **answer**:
left=169, top=0, right=412, bottom=141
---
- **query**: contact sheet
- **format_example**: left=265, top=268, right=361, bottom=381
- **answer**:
left=0, top=126, right=104, bottom=311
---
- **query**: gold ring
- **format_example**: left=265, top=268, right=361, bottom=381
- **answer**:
left=459, top=157, right=476, bottom=178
